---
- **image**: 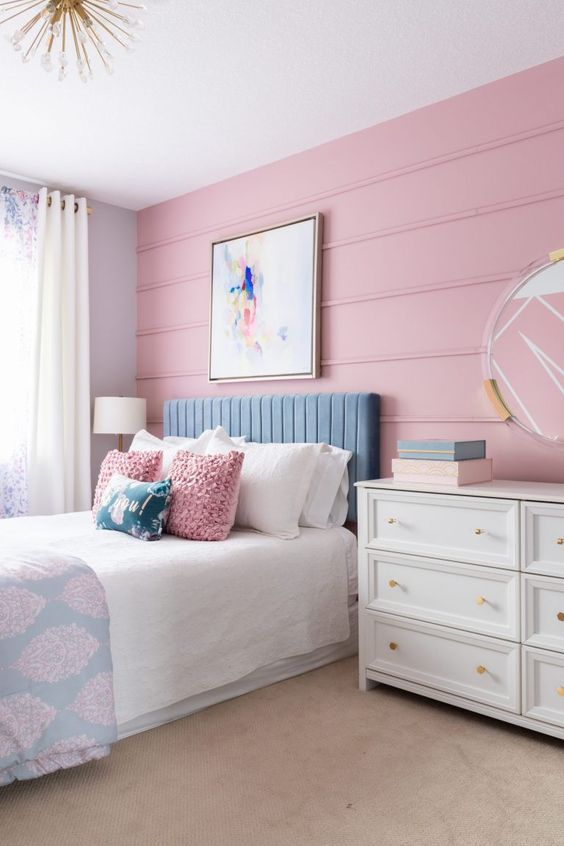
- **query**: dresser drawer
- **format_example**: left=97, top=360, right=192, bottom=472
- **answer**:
left=523, top=646, right=564, bottom=727
left=522, top=502, right=564, bottom=577
left=366, top=552, right=519, bottom=640
left=522, top=575, right=564, bottom=652
left=364, top=613, right=520, bottom=712
left=365, top=491, right=518, bottom=569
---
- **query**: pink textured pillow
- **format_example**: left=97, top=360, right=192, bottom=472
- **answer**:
left=166, top=450, right=244, bottom=541
left=93, top=450, right=163, bottom=517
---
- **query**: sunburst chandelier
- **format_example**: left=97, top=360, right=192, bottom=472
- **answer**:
left=0, top=0, right=146, bottom=80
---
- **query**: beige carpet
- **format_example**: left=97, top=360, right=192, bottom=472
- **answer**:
left=2, top=657, right=564, bottom=846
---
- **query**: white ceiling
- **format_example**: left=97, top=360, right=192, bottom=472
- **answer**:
left=1, top=0, right=563, bottom=211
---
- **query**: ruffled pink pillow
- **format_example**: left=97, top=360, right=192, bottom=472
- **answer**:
left=93, top=450, right=163, bottom=517
left=166, top=450, right=244, bottom=541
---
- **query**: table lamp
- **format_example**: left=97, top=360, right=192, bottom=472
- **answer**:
left=93, top=396, right=147, bottom=451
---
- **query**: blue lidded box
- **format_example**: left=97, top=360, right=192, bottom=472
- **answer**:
left=397, top=439, right=486, bottom=461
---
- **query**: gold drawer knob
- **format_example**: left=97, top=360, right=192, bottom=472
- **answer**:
left=476, top=596, right=486, bottom=606
left=475, top=665, right=487, bottom=675
left=557, top=538, right=564, bottom=545
left=389, top=642, right=398, bottom=651
left=557, top=687, right=564, bottom=697
left=474, top=528, right=485, bottom=536
left=388, top=579, right=398, bottom=589
left=557, top=612, right=564, bottom=622
left=387, top=517, right=398, bottom=525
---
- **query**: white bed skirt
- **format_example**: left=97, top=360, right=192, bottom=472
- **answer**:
left=118, top=603, right=358, bottom=739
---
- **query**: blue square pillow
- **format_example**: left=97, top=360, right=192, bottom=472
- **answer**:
left=95, top=474, right=172, bottom=541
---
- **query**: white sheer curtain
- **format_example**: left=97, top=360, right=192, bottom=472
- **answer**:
left=0, top=186, right=39, bottom=518
left=27, top=188, right=91, bottom=515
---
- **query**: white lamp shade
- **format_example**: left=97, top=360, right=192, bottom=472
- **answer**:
left=93, top=396, right=147, bottom=435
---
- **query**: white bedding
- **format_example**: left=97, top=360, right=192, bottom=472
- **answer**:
left=0, top=512, right=356, bottom=726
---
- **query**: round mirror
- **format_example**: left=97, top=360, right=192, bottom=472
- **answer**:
left=486, top=252, right=564, bottom=445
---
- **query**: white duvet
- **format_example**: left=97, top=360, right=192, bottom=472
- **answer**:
left=0, top=512, right=356, bottom=725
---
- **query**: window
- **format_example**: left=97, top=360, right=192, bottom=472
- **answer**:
left=0, top=187, right=39, bottom=518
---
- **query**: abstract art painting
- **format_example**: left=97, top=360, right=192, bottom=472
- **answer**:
left=209, top=214, right=322, bottom=382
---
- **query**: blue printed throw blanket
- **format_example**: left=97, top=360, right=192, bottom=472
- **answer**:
left=0, top=549, right=117, bottom=785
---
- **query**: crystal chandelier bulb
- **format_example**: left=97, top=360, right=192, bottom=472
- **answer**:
left=58, top=64, right=67, bottom=81
left=40, top=52, right=52, bottom=72
left=59, top=50, right=68, bottom=67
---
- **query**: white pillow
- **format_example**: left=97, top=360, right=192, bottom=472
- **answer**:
left=300, top=444, right=352, bottom=529
left=205, top=429, right=321, bottom=539
left=130, top=427, right=244, bottom=478
left=164, top=430, right=246, bottom=449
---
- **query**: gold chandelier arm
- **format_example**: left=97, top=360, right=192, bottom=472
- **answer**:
left=67, top=4, right=81, bottom=63
left=83, top=1, right=130, bottom=24
left=0, top=0, right=43, bottom=27
left=80, top=5, right=129, bottom=47
left=22, top=15, right=48, bottom=59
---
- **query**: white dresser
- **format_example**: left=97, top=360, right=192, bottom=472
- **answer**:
left=357, top=479, right=564, bottom=739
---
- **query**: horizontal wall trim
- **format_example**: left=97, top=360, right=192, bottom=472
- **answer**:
left=137, top=270, right=519, bottom=335
left=137, top=369, right=207, bottom=381
left=146, top=414, right=502, bottom=426
left=380, top=415, right=501, bottom=423
left=136, top=346, right=484, bottom=380
left=322, top=186, right=564, bottom=252
left=137, top=118, right=564, bottom=254
left=321, top=347, right=484, bottom=367
left=137, top=320, right=208, bottom=338
left=322, top=270, right=515, bottom=308
left=136, top=181, right=562, bottom=293
left=137, top=270, right=208, bottom=294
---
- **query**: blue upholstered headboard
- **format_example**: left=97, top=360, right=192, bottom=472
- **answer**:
left=163, top=392, right=380, bottom=521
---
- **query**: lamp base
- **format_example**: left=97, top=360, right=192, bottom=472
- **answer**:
left=118, top=433, right=124, bottom=452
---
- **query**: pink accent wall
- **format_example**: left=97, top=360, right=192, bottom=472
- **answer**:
left=137, top=57, right=564, bottom=482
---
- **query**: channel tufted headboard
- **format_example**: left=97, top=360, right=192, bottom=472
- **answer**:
left=163, top=392, right=380, bottom=522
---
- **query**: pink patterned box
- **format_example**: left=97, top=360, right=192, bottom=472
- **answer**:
left=392, top=458, right=493, bottom=486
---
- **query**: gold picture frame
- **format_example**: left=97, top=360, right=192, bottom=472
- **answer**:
left=208, top=213, right=323, bottom=383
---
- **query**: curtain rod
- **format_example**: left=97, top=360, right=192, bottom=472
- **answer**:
left=0, top=170, right=93, bottom=215
left=47, top=196, right=93, bottom=216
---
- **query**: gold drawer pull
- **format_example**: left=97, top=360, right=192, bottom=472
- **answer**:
left=557, top=612, right=564, bottom=622
left=389, top=642, right=398, bottom=651
left=474, top=528, right=486, bottom=536
left=388, top=579, right=398, bottom=589
left=557, top=687, right=564, bottom=697
left=557, top=538, right=564, bottom=545
left=475, top=665, right=487, bottom=675
left=476, top=596, right=486, bottom=606
left=387, top=517, right=398, bottom=525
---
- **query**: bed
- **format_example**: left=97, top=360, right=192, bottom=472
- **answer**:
left=0, top=391, right=379, bottom=746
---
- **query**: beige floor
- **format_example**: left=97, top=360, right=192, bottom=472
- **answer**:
left=2, top=657, right=564, bottom=846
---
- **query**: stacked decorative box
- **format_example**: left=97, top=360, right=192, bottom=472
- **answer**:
left=392, top=439, right=492, bottom=486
